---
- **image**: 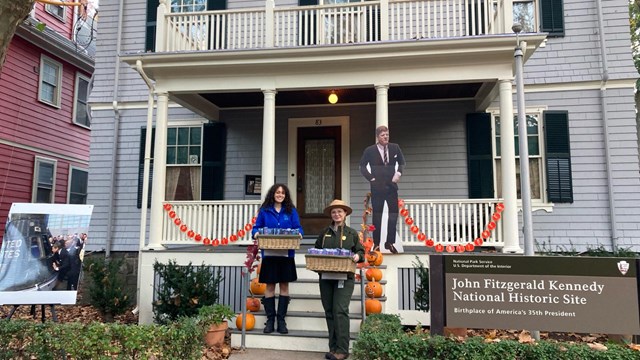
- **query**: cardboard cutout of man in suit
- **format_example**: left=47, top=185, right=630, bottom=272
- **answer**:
left=359, top=126, right=406, bottom=254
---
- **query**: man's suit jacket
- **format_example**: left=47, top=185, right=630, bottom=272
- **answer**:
left=359, top=143, right=406, bottom=192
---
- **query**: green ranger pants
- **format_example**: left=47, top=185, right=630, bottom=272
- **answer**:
left=319, top=277, right=354, bottom=355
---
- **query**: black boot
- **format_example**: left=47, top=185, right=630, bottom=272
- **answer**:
left=262, top=296, right=276, bottom=333
left=277, top=295, right=290, bottom=334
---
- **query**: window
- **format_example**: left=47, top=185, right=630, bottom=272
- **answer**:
left=494, top=113, right=544, bottom=201
left=466, top=110, right=573, bottom=205
left=46, top=4, right=66, bottom=21
left=145, top=0, right=227, bottom=51
left=513, top=0, right=536, bottom=33
left=46, top=4, right=66, bottom=20
left=166, top=126, right=202, bottom=201
left=73, top=73, right=91, bottom=127
left=33, top=157, right=57, bottom=203
left=137, top=123, right=226, bottom=208
left=38, top=56, right=62, bottom=107
left=68, top=167, right=88, bottom=204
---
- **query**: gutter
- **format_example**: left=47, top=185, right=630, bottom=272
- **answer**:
left=105, top=0, right=126, bottom=258
left=595, top=0, right=618, bottom=251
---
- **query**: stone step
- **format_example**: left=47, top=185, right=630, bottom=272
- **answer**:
left=230, top=329, right=358, bottom=352
left=233, top=310, right=365, bottom=333
left=247, top=295, right=386, bottom=313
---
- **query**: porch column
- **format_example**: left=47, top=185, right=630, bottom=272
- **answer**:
left=375, top=84, right=389, bottom=128
left=261, top=89, right=277, bottom=198
left=147, top=91, right=169, bottom=250
left=498, top=79, right=522, bottom=253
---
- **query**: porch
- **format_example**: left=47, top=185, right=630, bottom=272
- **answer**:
left=154, top=0, right=514, bottom=53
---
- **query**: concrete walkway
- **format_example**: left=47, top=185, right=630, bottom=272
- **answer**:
left=229, top=348, right=325, bottom=359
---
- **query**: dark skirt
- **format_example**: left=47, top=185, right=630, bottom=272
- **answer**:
left=259, top=256, right=297, bottom=284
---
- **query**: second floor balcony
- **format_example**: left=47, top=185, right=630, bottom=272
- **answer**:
left=154, top=0, right=515, bottom=52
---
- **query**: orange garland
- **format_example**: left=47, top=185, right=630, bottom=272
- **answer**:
left=398, top=199, right=504, bottom=253
left=163, top=203, right=256, bottom=246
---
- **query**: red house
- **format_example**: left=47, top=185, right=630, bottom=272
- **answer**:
left=0, top=2, right=95, bottom=238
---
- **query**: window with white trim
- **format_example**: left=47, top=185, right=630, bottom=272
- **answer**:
left=33, top=157, right=57, bottom=203
left=68, top=167, right=88, bottom=204
left=73, top=73, right=91, bottom=127
left=170, top=0, right=207, bottom=13
left=46, top=4, right=66, bottom=21
left=166, top=126, right=202, bottom=201
left=493, top=112, right=546, bottom=203
left=38, top=56, right=62, bottom=107
left=513, top=0, right=537, bottom=33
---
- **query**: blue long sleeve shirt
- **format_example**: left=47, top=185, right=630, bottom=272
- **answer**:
left=252, top=206, right=304, bottom=258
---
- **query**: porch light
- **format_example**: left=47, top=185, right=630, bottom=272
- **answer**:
left=328, top=91, right=338, bottom=104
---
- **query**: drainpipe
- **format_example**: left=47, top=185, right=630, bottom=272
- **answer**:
left=595, top=0, right=618, bottom=251
left=135, top=60, right=156, bottom=250
left=105, top=0, right=126, bottom=258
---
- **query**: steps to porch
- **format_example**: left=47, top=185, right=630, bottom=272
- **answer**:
left=230, top=258, right=386, bottom=352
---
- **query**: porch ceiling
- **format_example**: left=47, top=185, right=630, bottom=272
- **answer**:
left=196, top=82, right=484, bottom=108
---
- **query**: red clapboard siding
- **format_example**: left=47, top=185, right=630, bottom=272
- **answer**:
left=0, top=37, right=90, bottom=162
left=34, top=2, right=76, bottom=40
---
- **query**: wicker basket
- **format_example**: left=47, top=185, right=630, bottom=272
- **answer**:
left=257, top=234, right=301, bottom=250
left=305, top=254, right=356, bottom=273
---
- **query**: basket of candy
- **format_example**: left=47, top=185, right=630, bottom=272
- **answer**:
left=305, top=248, right=355, bottom=273
left=256, top=228, right=301, bottom=249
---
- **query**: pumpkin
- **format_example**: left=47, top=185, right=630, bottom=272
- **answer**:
left=365, top=298, right=382, bottom=315
left=250, top=278, right=266, bottom=295
left=365, top=281, right=383, bottom=298
left=235, top=313, right=256, bottom=331
left=365, top=268, right=383, bottom=282
left=246, top=297, right=260, bottom=312
left=366, top=251, right=383, bottom=266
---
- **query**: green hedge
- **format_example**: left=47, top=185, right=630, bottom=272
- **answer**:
left=353, top=314, right=640, bottom=360
left=0, top=310, right=218, bottom=360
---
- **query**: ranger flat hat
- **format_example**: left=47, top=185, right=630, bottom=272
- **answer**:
left=324, top=199, right=353, bottom=216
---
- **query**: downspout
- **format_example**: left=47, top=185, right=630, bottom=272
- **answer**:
left=135, top=59, right=155, bottom=315
left=595, top=0, right=618, bottom=251
left=105, top=0, right=126, bottom=258
left=135, top=60, right=155, bottom=250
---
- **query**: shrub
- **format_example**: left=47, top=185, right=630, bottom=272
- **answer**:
left=84, top=256, right=132, bottom=322
left=153, top=260, right=223, bottom=324
left=353, top=315, right=640, bottom=360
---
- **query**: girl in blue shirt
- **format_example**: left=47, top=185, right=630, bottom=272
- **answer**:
left=252, top=183, right=304, bottom=334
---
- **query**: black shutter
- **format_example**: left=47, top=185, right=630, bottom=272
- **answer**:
left=466, top=1, right=487, bottom=36
left=540, top=0, right=564, bottom=37
left=137, top=127, right=155, bottom=209
left=145, top=0, right=158, bottom=52
left=467, top=113, right=494, bottom=198
left=201, top=122, right=226, bottom=200
left=544, top=111, right=573, bottom=203
left=208, top=0, right=226, bottom=10
left=208, top=0, right=228, bottom=49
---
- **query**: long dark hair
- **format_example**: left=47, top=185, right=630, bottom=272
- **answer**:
left=261, top=183, right=295, bottom=214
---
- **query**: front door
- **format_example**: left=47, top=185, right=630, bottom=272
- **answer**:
left=296, top=126, right=342, bottom=234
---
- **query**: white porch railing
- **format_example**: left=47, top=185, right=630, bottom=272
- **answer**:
left=156, top=0, right=508, bottom=52
left=162, top=200, right=261, bottom=245
left=400, top=199, right=503, bottom=247
left=160, top=199, right=503, bottom=248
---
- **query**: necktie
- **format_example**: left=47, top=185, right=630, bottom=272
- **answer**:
left=383, top=146, right=388, bottom=165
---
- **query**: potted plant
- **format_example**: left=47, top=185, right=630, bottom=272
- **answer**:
left=197, top=304, right=235, bottom=346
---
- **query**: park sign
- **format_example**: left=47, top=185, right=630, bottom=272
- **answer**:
left=439, top=255, right=640, bottom=334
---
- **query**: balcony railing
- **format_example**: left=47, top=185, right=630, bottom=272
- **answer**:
left=155, top=0, right=509, bottom=52
left=160, top=198, right=503, bottom=248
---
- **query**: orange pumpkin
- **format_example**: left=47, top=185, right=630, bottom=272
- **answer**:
left=365, top=298, right=382, bottom=315
left=235, top=313, right=256, bottom=331
left=367, top=250, right=383, bottom=266
left=365, top=268, right=383, bottom=282
left=246, top=297, right=261, bottom=312
left=365, top=281, right=383, bottom=298
left=250, top=278, right=266, bottom=295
